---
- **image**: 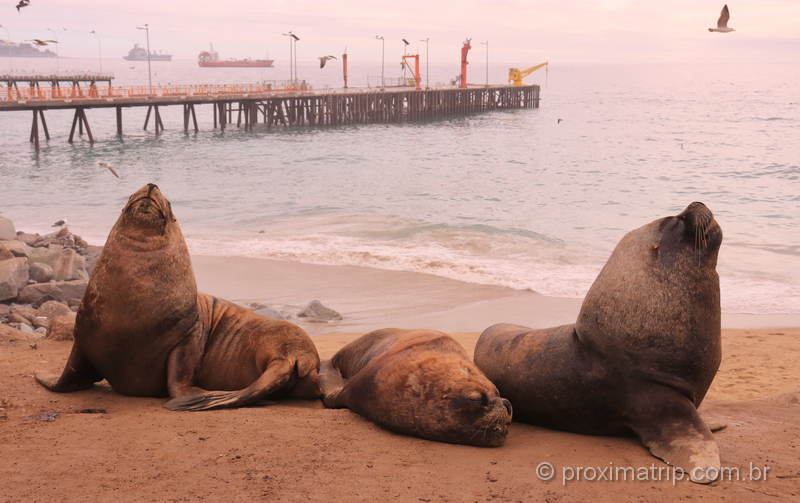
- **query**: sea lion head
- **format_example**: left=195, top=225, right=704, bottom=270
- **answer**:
left=387, top=353, right=513, bottom=447
left=119, top=183, right=177, bottom=237
left=577, top=202, right=722, bottom=395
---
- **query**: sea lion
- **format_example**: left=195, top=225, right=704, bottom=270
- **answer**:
left=475, top=202, right=723, bottom=483
left=35, top=184, right=321, bottom=411
left=320, top=328, right=512, bottom=446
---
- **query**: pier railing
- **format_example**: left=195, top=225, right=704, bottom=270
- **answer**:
left=1, top=81, right=313, bottom=102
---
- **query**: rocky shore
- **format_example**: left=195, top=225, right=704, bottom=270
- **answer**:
left=0, top=216, right=100, bottom=341
left=0, top=216, right=343, bottom=342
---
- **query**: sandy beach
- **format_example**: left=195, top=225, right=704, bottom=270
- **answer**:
left=1, top=255, right=798, bottom=502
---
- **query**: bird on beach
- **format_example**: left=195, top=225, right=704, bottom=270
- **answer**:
left=98, top=161, right=120, bottom=178
left=51, top=219, right=67, bottom=228
left=16, top=0, right=30, bottom=13
left=27, top=39, right=57, bottom=46
left=709, top=4, right=735, bottom=33
left=319, top=55, right=337, bottom=68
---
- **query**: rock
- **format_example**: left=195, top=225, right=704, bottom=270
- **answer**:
left=0, top=217, right=15, bottom=241
left=297, top=300, right=342, bottom=322
left=31, top=228, right=88, bottom=251
left=36, top=300, right=71, bottom=320
left=28, top=262, right=54, bottom=283
left=32, top=316, right=49, bottom=329
left=0, top=248, right=13, bottom=261
left=52, top=248, right=88, bottom=281
left=16, top=280, right=88, bottom=305
left=35, top=327, right=47, bottom=335
left=67, top=298, right=81, bottom=310
left=8, top=313, right=32, bottom=327
left=0, top=258, right=30, bottom=301
left=84, top=245, right=103, bottom=274
left=9, top=304, right=37, bottom=323
left=28, top=244, right=64, bottom=268
left=47, top=313, right=76, bottom=341
left=0, top=304, right=9, bottom=318
left=16, top=232, right=41, bottom=247
left=249, top=303, right=287, bottom=320
left=17, top=323, right=34, bottom=334
left=0, top=240, right=32, bottom=258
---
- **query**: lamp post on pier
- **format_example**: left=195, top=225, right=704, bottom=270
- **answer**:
left=136, top=24, right=152, bottom=95
left=89, top=30, right=102, bottom=73
left=375, top=35, right=384, bottom=90
left=420, top=38, right=429, bottom=89
left=480, top=40, right=488, bottom=87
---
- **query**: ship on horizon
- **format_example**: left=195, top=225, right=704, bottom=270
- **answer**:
left=0, top=40, right=56, bottom=58
left=123, top=43, right=172, bottom=62
left=197, top=44, right=273, bottom=68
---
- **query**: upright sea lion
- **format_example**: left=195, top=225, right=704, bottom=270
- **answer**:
left=475, top=202, right=723, bottom=483
left=321, top=328, right=513, bottom=446
left=36, top=184, right=321, bottom=410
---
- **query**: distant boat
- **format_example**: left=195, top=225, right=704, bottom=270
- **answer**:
left=123, top=43, right=172, bottom=62
left=197, top=44, right=273, bottom=68
left=0, top=40, right=56, bottom=58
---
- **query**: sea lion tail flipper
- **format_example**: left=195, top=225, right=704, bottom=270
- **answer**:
left=35, top=343, right=102, bottom=393
left=629, top=395, right=721, bottom=484
left=319, top=359, right=347, bottom=409
left=164, top=359, right=295, bottom=412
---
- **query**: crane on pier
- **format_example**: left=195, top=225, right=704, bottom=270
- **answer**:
left=508, top=62, right=548, bottom=86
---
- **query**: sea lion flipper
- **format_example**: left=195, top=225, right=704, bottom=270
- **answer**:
left=35, top=343, right=102, bottom=393
left=164, top=358, right=295, bottom=412
left=630, top=395, right=721, bottom=484
left=319, top=359, right=347, bottom=409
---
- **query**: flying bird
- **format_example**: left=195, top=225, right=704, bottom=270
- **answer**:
left=98, top=161, right=120, bottom=178
left=709, top=4, right=735, bottom=33
left=16, top=0, right=30, bottom=13
left=290, top=33, right=299, bottom=41
left=557, top=118, right=563, bottom=124
left=319, top=55, right=337, bottom=68
left=402, top=38, right=410, bottom=46
left=27, top=39, right=57, bottom=46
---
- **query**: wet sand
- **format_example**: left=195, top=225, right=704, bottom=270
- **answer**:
left=1, top=256, right=798, bottom=501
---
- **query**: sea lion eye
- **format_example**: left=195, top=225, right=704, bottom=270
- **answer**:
left=466, top=391, right=488, bottom=405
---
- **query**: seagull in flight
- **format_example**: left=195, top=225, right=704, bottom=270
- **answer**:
left=98, top=161, right=120, bottom=178
left=27, top=39, right=58, bottom=46
left=319, top=55, right=337, bottom=68
left=16, top=0, right=30, bottom=13
left=709, top=4, right=735, bottom=33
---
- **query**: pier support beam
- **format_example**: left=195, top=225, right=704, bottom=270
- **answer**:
left=68, top=108, right=94, bottom=145
left=116, top=106, right=123, bottom=136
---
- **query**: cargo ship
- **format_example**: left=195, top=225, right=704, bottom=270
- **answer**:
left=123, top=43, right=172, bottom=61
left=197, top=45, right=273, bottom=68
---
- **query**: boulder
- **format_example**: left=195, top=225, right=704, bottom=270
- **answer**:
left=36, top=300, right=72, bottom=320
left=0, top=304, right=10, bottom=318
left=47, top=313, right=76, bottom=341
left=28, top=245, right=64, bottom=268
left=0, top=249, right=13, bottom=261
left=0, top=258, right=30, bottom=301
left=8, top=312, right=33, bottom=327
left=84, top=245, right=104, bottom=273
left=0, top=240, right=32, bottom=258
left=16, top=280, right=88, bottom=305
left=297, top=300, right=342, bottom=322
left=17, top=323, right=34, bottom=335
left=32, top=316, right=49, bottom=329
left=0, top=217, right=15, bottom=241
left=16, top=232, right=41, bottom=247
left=249, top=303, right=287, bottom=320
left=52, top=248, right=88, bottom=281
left=28, top=262, right=54, bottom=283
left=32, top=228, right=88, bottom=251
left=9, top=304, right=37, bottom=323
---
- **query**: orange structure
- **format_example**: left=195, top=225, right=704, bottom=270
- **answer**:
left=460, top=39, right=471, bottom=89
left=401, top=54, right=421, bottom=90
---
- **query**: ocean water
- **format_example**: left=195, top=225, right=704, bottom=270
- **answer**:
left=1, top=57, right=798, bottom=314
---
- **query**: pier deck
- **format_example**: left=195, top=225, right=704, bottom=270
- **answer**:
left=0, top=83, right=540, bottom=152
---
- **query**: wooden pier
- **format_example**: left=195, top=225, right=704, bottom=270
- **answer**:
left=0, top=81, right=540, bottom=152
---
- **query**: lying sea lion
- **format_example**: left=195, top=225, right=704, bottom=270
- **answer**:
left=36, top=184, right=321, bottom=411
left=321, top=328, right=512, bottom=446
left=475, top=202, right=724, bottom=483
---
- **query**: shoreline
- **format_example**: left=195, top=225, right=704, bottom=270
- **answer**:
left=192, top=254, right=800, bottom=333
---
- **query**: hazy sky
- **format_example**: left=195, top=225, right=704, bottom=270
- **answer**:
left=1, top=1, right=798, bottom=65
